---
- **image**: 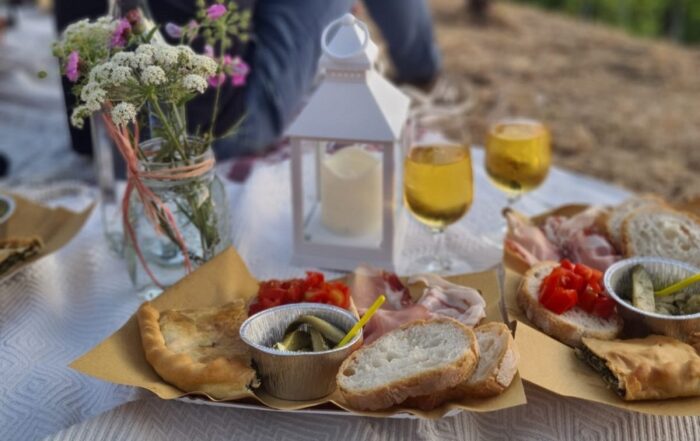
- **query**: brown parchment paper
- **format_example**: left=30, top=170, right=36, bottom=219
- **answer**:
left=503, top=205, right=700, bottom=416
left=0, top=193, right=94, bottom=281
left=71, top=246, right=527, bottom=419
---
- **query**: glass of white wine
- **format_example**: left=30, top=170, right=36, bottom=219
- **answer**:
left=485, top=118, right=551, bottom=226
left=403, top=109, right=474, bottom=273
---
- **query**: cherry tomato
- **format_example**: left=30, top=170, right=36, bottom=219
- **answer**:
left=304, top=271, right=324, bottom=289
left=592, top=294, right=616, bottom=319
left=541, top=287, right=578, bottom=314
left=539, top=260, right=616, bottom=319
left=560, top=259, right=575, bottom=271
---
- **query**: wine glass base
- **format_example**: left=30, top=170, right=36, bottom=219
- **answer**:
left=405, top=253, right=477, bottom=276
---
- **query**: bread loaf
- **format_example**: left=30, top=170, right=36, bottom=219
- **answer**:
left=336, top=318, right=478, bottom=411
left=604, top=195, right=665, bottom=251
left=402, top=322, right=519, bottom=410
left=621, top=208, right=700, bottom=268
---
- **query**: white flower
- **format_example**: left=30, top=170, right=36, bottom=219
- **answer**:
left=110, top=65, right=133, bottom=85
left=80, top=82, right=106, bottom=110
left=141, top=65, right=166, bottom=86
left=182, top=74, right=207, bottom=93
left=70, top=105, right=91, bottom=129
left=111, top=52, right=135, bottom=67
left=111, top=102, right=137, bottom=127
left=152, top=45, right=179, bottom=67
left=192, top=55, right=218, bottom=76
left=89, top=62, right=115, bottom=83
left=131, top=53, right=153, bottom=70
left=176, top=46, right=195, bottom=64
left=135, top=44, right=156, bottom=57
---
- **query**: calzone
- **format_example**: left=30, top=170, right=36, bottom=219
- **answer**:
left=578, top=335, right=700, bottom=401
left=137, top=301, right=258, bottom=400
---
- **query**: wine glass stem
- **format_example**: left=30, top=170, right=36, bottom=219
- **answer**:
left=431, top=227, right=450, bottom=270
left=506, top=193, right=521, bottom=210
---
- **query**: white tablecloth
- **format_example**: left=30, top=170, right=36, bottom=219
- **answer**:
left=2, top=150, right=699, bottom=441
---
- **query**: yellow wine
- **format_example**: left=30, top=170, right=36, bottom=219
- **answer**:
left=485, top=120, right=551, bottom=195
left=404, top=145, right=473, bottom=230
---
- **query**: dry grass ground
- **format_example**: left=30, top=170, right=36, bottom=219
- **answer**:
left=393, top=1, right=700, bottom=202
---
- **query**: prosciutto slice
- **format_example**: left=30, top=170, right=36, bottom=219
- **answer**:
left=506, top=207, right=620, bottom=271
left=352, top=265, right=412, bottom=311
left=504, top=209, right=561, bottom=264
left=351, top=267, right=487, bottom=344
left=361, top=305, right=432, bottom=345
left=409, top=274, right=487, bottom=327
left=542, top=207, right=620, bottom=271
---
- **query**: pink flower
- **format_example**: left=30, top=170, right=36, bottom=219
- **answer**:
left=65, top=50, right=80, bottom=82
left=204, top=44, right=215, bottom=58
left=206, top=4, right=227, bottom=21
left=111, top=19, right=131, bottom=48
left=208, top=73, right=226, bottom=88
left=164, top=22, right=182, bottom=38
left=230, top=56, right=249, bottom=87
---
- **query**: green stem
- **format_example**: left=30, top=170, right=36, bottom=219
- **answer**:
left=207, top=51, right=225, bottom=143
left=151, top=98, right=187, bottom=161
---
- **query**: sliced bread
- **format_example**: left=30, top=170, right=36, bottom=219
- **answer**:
left=621, top=208, right=700, bottom=268
left=517, top=261, right=623, bottom=347
left=401, top=322, right=519, bottom=410
left=336, top=318, right=479, bottom=411
left=604, top=195, right=665, bottom=251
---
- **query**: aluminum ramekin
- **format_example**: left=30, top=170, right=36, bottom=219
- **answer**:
left=603, top=256, right=700, bottom=341
left=239, top=303, right=362, bottom=401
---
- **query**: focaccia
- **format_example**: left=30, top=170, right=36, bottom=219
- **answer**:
left=577, top=335, right=700, bottom=401
left=137, top=301, right=258, bottom=400
left=0, top=236, right=43, bottom=276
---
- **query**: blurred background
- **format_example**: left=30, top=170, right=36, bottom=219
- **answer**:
left=0, top=0, right=698, bottom=202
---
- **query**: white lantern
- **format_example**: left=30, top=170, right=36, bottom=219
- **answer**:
left=286, top=13, right=410, bottom=271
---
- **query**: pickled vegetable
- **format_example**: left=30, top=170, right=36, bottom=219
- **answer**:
left=272, top=315, right=345, bottom=352
left=631, top=265, right=655, bottom=312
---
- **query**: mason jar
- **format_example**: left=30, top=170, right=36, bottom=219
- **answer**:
left=124, top=137, right=230, bottom=298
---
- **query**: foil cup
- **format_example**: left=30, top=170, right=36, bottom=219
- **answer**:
left=0, top=193, right=16, bottom=237
left=604, top=257, right=700, bottom=341
left=239, top=303, right=362, bottom=401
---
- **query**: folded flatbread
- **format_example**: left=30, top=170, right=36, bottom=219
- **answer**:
left=0, top=236, right=43, bottom=276
left=578, top=335, right=700, bottom=401
left=137, top=301, right=258, bottom=400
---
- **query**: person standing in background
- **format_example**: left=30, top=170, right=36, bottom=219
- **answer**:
left=54, top=0, right=442, bottom=159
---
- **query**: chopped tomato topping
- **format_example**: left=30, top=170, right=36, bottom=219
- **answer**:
left=538, top=260, right=617, bottom=318
left=248, top=271, right=350, bottom=315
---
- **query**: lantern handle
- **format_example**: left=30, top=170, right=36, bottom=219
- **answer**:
left=321, top=14, right=370, bottom=61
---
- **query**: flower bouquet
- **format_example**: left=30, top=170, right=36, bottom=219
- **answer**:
left=52, top=1, right=251, bottom=294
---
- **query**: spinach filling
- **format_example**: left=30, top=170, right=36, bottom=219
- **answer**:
left=575, top=347, right=626, bottom=398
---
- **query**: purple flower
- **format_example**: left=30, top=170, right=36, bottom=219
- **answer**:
left=164, top=22, right=182, bottom=39
left=110, top=19, right=131, bottom=48
left=65, top=50, right=80, bottom=82
left=208, top=73, right=226, bottom=88
left=230, top=56, right=249, bottom=87
left=206, top=4, right=227, bottom=21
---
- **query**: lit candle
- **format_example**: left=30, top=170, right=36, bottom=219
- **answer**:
left=320, top=145, right=382, bottom=236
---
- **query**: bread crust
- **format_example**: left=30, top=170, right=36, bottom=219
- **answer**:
left=517, top=261, right=623, bottom=348
left=620, top=207, right=700, bottom=267
left=603, top=195, right=666, bottom=251
left=137, top=301, right=257, bottom=400
left=403, top=322, right=519, bottom=410
left=336, top=318, right=478, bottom=411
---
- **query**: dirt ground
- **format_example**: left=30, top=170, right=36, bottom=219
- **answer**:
left=395, top=1, right=700, bottom=203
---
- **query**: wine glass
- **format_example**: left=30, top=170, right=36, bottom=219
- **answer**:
left=403, top=108, right=474, bottom=273
left=484, top=117, right=551, bottom=234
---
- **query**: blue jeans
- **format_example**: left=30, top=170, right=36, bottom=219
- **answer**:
left=215, top=0, right=441, bottom=158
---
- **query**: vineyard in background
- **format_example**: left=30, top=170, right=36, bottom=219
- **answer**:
left=513, top=0, right=700, bottom=44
